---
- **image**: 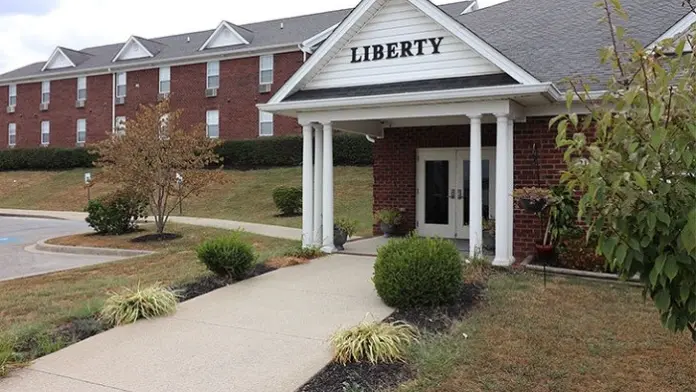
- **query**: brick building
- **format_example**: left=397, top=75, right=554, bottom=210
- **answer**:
left=259, top=0, right=692, bottom=261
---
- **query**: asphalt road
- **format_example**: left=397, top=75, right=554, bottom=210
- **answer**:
left=0, top=217, right=122, bottom=281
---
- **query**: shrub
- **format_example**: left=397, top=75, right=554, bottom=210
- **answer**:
left=100, top=283, right=178, bottom=326
left=374, top=235, right=462, bottom=308
left=375, top=209, right=403, bottom=226
left=197, top=234, right=256, bottom=280
left=0, top=147, right=95, bottom=171
left=85, top=188, right=148, bottom=235
left=272, top=186, right=302, bottom=216
left=0, top=337, right=18, bottom=378
left=330, top=320, right=418, bottom=364
left=284, top=245, right=324, bottom=259
left=335, top=217, right=358, bottom=238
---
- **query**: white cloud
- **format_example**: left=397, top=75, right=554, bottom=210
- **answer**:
left=0, top=0, right=506, bottom=74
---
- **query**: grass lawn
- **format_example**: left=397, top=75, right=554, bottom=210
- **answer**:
left=0, top=223, right=299, bottom=341
left=0, top=166, right=375, bottom=235
left=399, top=273, right=695, bottom=392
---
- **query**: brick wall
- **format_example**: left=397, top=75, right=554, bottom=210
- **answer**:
left=372, top=117, right=563, bottom=259
left=0, top=50, right=303, bottom=149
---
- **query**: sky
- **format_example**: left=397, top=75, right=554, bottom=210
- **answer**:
left=0, top=0, right=506, bottom=74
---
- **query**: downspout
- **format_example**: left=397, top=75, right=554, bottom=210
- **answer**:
left=110, top=69, right=115, bottom=132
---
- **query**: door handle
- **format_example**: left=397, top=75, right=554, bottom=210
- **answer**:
left=450, top=189, right=456, bottom=199
left=457, top=189, right=463, bottom=200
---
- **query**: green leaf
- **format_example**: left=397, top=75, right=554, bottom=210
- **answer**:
left=615, top=243, right=628, bottom=264
left=649, top=265, right=660, bottom=287
left=680, top=285, right=690, bottom=303
left=650, top=127, right=666, bottom=149
left=656, top=211, right=671, bottom=226
left=632, top=172, right=647, bottom=190
left=650, top=104, right=664, bottom=126
left=689, top=296, right=696, bottom=313
left=600, top=236, right=618, bottom=259
left=655, top=290, right=670, bottom=311
left=680, top=208, right=696, bottom=253
left=664, top=258, right=678, bottom=281
left=654, top=254, right=666, bottom=274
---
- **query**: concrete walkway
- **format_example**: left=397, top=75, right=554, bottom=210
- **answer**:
left=1, top=254, right=391, bottom=392
left=0, top=208, right=302, bottom=241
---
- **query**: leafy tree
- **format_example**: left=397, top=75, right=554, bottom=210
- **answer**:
left=553, top=0, right=696, bottom=341
left=92, top=100, right=225, bottom=235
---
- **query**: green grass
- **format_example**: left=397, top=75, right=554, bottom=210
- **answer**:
left=0, top=166, right=374, bottom=236
left=395, top=273, right=696, bottom=392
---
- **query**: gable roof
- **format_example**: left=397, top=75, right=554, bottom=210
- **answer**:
left=112, top=36, right=166, bottom=62
left=199, top=21, right=254, bottom=50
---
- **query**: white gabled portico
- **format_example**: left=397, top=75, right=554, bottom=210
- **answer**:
left=259, top=0, right=562, bottom=265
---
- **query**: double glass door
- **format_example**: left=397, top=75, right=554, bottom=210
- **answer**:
left=416, top=148, right=496, bottom=239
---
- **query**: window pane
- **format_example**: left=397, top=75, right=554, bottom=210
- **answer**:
left=117, top=72, right=126, bottom=85
left=116, top=86, right=126, bottom=97
left=260, top=70, right=273, bottom=84
left=9, top=96, right=16, bottom=106
left=207, top=125, right=219, bottom=138
left=160, top=80, right=171, bottom=93
left=78, top=89, right=87, bottom=100
left=207, top=75, right=219, bottom=89
left=159, top=67, right=171, bottom=81
left=77, top=77, right=87, bottom=89
left=206, top=110, right=219, bottom=124
left=9, top=85, right=16, bottom=95
left=42, top=81, right=50, bottom=93
left=260, top=123, right=273, bottom=136
left=260, top=55, right=273, bottom=70
left=424, top=160, right=449, bottom=224
left=42, top=92, right=50, bottom=103
left=207, top=61, right=219, bottom=75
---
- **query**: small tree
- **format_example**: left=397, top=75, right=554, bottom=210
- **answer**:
left=92, top=100, right=225, bottom=235
left=553, top=1, right=696, bottom=341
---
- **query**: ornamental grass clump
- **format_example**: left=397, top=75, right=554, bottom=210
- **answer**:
left=330, top=319, right=418, bottom=364
left=197, top=233, right=256, bottom=280
left=100, top=283, right=178, bottom=326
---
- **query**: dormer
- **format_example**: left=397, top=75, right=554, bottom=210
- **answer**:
left=112, top=36, right=165, bottom=62
left=199, top=21, right=254, bottom=51
left=42, top=47, right=92, bottom=71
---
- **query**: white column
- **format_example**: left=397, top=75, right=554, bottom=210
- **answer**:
left=301, top=123, right=314, bottom=248
left=313, top=124, right=323, bottom=247
left=494, top=114, right=512, bottom=266
left=469, top=115, right=483, bottom=257
left=321, top=122, right=335, bottom=253
left=507, top=118, right=515, bottom=262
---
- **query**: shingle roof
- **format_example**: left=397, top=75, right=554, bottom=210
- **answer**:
left=0, top=1, right=473, bottom=82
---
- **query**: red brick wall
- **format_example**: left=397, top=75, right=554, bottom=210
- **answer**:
left=372, top=118, right=563, bottom=259
left=0, top=50, right=303, bottom=149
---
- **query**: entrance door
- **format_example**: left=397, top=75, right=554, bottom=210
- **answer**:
left=416, top=148, right=495, bottom=239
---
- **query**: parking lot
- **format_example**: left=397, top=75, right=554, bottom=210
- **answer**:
left=0, top=216, right=122, bottom=281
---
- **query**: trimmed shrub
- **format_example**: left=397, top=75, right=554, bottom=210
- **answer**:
left=330, top=320, right=418, bottom=364
left=373, top=235, right=462, bottom=308
left=0, top=147, right=95, bottom=171
left=272, top=186, right=302, bottom=216
left=100, top=283, right=178, bottom=326
left=85, top=189, right=148, bottom=235
left=197, top=234, right=256, bottom=280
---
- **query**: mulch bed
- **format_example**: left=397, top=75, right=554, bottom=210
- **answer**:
left=130, top=233, right=182, bottom=243
left=297, top=283, right=484, bottom=392
left=173, top=264, right=277, bottom=302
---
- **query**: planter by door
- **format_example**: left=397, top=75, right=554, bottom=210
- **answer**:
left=483, top=231, right=495, bottom=251
left=535, top=242, right=555, bottom=263
left=334, top=226, right=348, bottom=251
left=519, top=198, right=547, bottom=213
left=380, top=223, right=397, bottom=238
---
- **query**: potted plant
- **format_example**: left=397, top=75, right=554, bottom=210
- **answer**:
left=374, top=209, right=402, bottom=237
left=534, top=186, right=578, bottom=262
left=513, top=187, right=551, bottom=213
left=334, top=218, right=358, bottom=251
left=482, top=218, right=495, bottom=251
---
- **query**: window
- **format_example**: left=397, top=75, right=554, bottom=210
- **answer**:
left=116, top=72, right=127, bottom=98
left=114, top=116, right=126, bottom=135
left=8, top=123, right=16, bottom=147
left=76, top=119, right=86, bottom=144
left=259, top=55, right=274, bottom=85
left=8, top=84, right=16, bottom=107
left=207, top=61, right=219, bottom=89
left=206, top=110, right=219, bottom=138
left=259, top=111, right=273, bottom=136
left=41, top=81, right=50, bottom=104
left=77, top=77, right=87, bottom=101
left=41, top=121, right=50, bottom=145
left=159, top=67, right=171, bottom=94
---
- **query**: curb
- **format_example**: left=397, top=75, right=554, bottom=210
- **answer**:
left=523, top=263, right=641, bottom=284
left=0, top=213, right=67, bottom=221
left=34, top=238, right=155, bottom=257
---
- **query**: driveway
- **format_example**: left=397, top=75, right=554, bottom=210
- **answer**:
left=0, top=217, right=123, bottom=281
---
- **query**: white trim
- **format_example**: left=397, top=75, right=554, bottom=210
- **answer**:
left=0, top=45, right=298, bottom=86
left=112, top=36, right=156, bottom=63
left=299, top=23, right=339, bottom=54
left=460, top=1, right=477, bottom=14
left=199, top=21, right=250, bottom=51
left=42, top=47, right=76, bottom=72
left=649, top=11, right=696, bottom=48
left=269, top=0, right=539, bottom=105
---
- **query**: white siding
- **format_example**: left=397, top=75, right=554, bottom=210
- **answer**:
left=118, top=40, right=150, bottom=61
left=206, top=26, right=246, bottom=49
left=305, top=0, right=501, bottom=90
left=45, top=52, right=73, bottom=70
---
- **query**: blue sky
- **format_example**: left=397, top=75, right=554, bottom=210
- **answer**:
left=0, top=0, right=505, bottom=74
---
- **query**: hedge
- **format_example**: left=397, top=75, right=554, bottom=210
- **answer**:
left=0, top=134, right=373, bottom=171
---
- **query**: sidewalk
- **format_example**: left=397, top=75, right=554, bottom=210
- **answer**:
left=1, top=254, right=391, bottom=392
left=0, top=208, right=302, bottom=241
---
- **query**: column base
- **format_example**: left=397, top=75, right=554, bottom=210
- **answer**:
left=321, top=245, right=336, bottom=253
left=492, top=257, right=514, bottom=267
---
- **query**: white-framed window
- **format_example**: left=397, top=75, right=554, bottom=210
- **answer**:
left=159, top=113, right=169, bottom=140
left=259, top=55, right=274, bottom=85
left=41, top=81, right=50, bottom=104
left=207, top=61, right=219, bottom=89
left=259, top=111, right=273, bottom=136
left=114, top=116, right=126, bottom=135
left=159, top=66, right=171, bottom=94
left=8, top=123, right=16, bottom=147
left=8, top=84, right=16, bottom=107
left=206, top=110, right=219, bottom=139
left=76, top=119, right=86, bottom=144
left=41, top=121, right=50, bottom=145
left=77, top=77, right=87, bottom=101
left=116, top=72, right=127, bottom=98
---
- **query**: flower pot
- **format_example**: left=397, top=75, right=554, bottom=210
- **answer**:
left=535, top=242, right=555, bottom=263
left=380, top=222, right=397, bottom=238
left=334, top=226, right=348, bottom=251
left=482, top=231, right=495, bottom=251
left=519, top=197, right=547, bottom=213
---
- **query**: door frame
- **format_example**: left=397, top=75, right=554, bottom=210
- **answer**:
left=416, top=147, right=496, bottom=239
